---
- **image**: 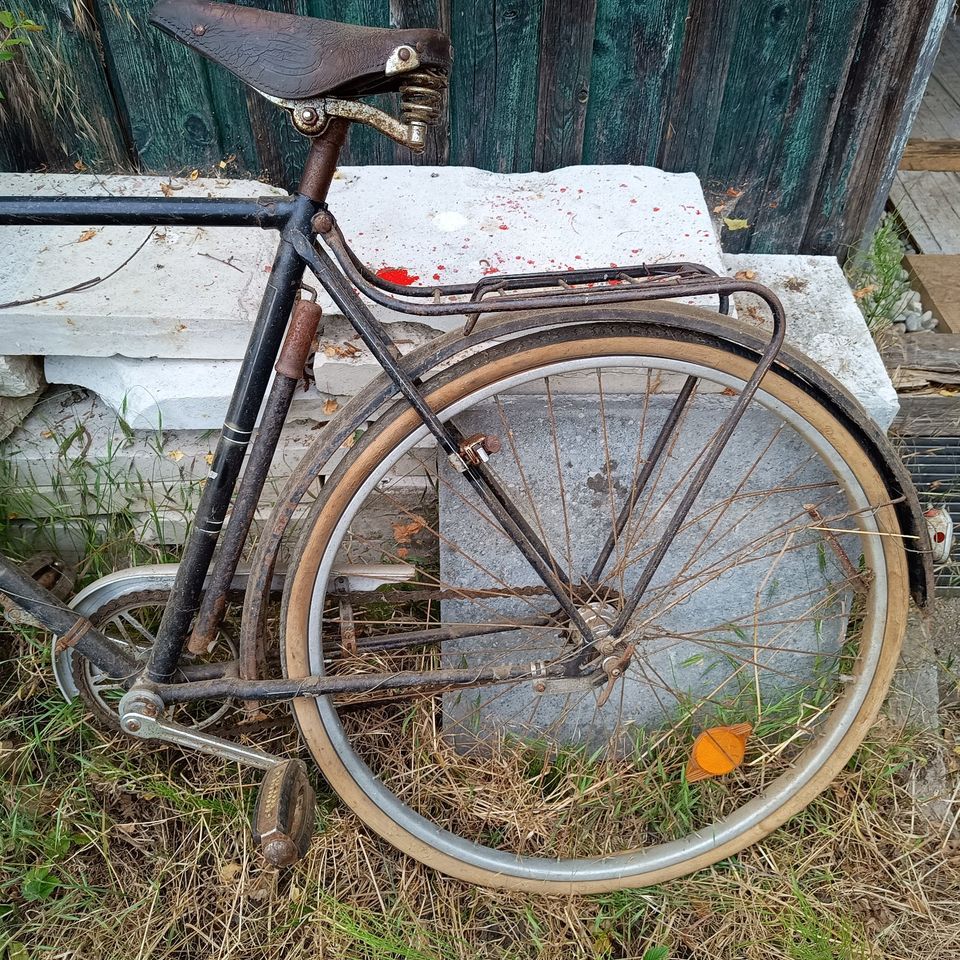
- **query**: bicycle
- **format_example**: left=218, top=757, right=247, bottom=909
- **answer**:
left=0, top=0, right=946, bottom=893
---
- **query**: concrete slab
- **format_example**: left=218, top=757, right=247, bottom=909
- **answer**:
left=723, top=253, right=899, bottom=431
left=440, top=390, right=854, bottom=749
left=0, top=166, right=724, bottom=358
left=42, top=316, right=438, bottom=430
left=0, top=355, right=42, bottom=397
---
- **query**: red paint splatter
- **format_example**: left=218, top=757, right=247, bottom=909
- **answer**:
left=653, top=207, right=661, bottom=212
left=499, top=224, right=509, bottom=230
left=376, top=267, right=419, bottom=285
left=631, top=249, right=640, bottom=254
left=432, top=273, right=441, bottom=281
left=630, top=198, right=637, bottom=204
left=527, top=259, right=535, bottom=265
left=560, top=187, right=567, bottom=193
left=437, top=264, right=446, bottom=270
left=482, top=266, right=500, bottom=276
left=574, top=255, right=582, bottom=260
left=577, top=188, right=584, bottom=194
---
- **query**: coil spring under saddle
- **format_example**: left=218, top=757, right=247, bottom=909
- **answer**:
left=400, top=68, right=447, bottom=126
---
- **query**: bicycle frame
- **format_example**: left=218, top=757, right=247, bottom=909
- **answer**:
left=0, top=117, right=797, bottom=710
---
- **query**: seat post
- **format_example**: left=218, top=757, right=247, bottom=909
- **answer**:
left=298, top=117, right=350, bottom=203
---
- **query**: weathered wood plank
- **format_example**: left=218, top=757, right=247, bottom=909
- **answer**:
left=449, top=0, right=543, bottom=172
left=803, top=0, right=951, bottom=254
left=657, top=0, right=737, bottom=176
left=533, top=0, right=597, bottom=170
left=905, top=254, right=960, bottom=334
left=584, top=0, right=689, bottom=166
left=892, top=395, right=960, bottom=436
left=891, top=171, right=960, bottom=254
left=900, top=139, right=960, bottom=171
left=703, top=0, right=868, bottom=254
left=0, top=0, right=128, bottom=172
left=882, top=331, right=960, bottom=373
left=95, top=0, right=223, bottom=172
left=727, top=0, right=867, bottom=253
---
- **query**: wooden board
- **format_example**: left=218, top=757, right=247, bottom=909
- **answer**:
left=891, top=170, right=960, bottom=253
left=0, top=0, right=129, bottom=172
left=904, top=254, right=960, bottom=333
left=900, top=139, right=960, bottom=171
left=0, top=0, right=952, bottom=256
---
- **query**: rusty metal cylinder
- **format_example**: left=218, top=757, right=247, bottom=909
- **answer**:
left=275, top=298, right=323, bottom=380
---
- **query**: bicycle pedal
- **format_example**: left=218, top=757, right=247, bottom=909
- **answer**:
left=252, top=759, right=315, bottom=867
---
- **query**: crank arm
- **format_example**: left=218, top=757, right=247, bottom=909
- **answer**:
left=118, top=689, right=279, bottom=770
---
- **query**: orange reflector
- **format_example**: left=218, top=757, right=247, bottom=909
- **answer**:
left=686, top=723, right=752, bottom=783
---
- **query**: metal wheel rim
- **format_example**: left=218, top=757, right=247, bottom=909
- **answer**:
left=301, top=353, right=889, bottom=883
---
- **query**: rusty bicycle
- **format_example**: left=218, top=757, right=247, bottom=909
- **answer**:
left=0, top=0, right=947, bottom=892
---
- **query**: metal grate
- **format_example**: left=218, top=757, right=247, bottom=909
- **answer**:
left=898, top=436, right=960, bottom=593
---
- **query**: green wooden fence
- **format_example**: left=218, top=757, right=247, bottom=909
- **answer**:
left=0, top=0, right=951, bottom=253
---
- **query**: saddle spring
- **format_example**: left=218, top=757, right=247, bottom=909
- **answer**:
left=399, top=68, right=447, bottom=127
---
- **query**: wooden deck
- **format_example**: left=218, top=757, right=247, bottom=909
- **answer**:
left=892, top=21, right=960, bottom=252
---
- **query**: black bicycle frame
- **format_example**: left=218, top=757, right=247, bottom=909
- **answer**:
left=0, top=122, right=787, bottom=706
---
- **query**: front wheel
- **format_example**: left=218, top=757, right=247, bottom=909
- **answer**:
left=282, top=320, right=910, bottom=893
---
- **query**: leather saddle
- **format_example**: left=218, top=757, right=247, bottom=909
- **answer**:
left=149, top=0, right=451, bottom=101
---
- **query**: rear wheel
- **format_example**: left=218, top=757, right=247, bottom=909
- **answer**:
left=282, top=321, right=909, bottom=892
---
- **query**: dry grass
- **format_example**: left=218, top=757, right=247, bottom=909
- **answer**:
left=2, top=613, right=960, bottom=959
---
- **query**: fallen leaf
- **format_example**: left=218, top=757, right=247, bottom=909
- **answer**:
left=323, top=398, right=340, bottom=414
left=396, top=547, right=409, bottom=559
left=73, top=159, right=87, bottom=172
left=189, top=169, right=200, bottom=180
left=734, top=269, right=757, bottom=280
left=323, top=343, right=361, bottom=359
left=168, top=450, right=184, bottom=462
left=76, top=228, right=97, bottom=243
left=712, top=203, right=726, bottom=214
left=723, top=217, right=749, bottom=231
left=219, top=862, right=243, bottom=883
left=853, top=284, right=877, bottom=300
left=160, top=181, right=183, bottom=197
left=204, top=452, right=214, bottom=466
left=725, top=186, right=744, bottom=198
left=114, top=822, right=138, bottom=835
left=393, top=516, right=427, bottom=544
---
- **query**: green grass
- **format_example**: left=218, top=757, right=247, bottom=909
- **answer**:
left=843, top=214, right=912, bottom=338
left=2, top=400, right=959, bottom=958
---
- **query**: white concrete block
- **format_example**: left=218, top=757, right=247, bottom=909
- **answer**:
left=0, top=173, right=285, bottom=360
left=723, top=253, right=899, bottom=431
left=0, top=390, right=41, bottom=441
left=43, top=316, right=438, bottom=430
left=0, top=355, right=42, bottom=397
left=1, top=166, right=724, bottom=358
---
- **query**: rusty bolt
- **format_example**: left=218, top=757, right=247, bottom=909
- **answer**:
left=192, top=23, right=207, bottom=35
left=300, top=107, right=318, bottom=125
left=262, top=837, right=299, bottom=867
left=398, top=47, right=411, bottom=62
left=533, top=681, right=546, bottom=693
left=481, top=435, right=501, bottom=455
left=125, top=718, right=141, bottom=733
left=311, top=211, right=334, bottom=234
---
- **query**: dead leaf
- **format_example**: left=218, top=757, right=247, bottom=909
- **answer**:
left=725, top=186, right=744, bottom=198
left=323, top=343, right=361, bottom=359
left=189, top=169, right=200, bottom=181
left=160, top=181, right=183, bottom=197
left=853, top=284, right=877, bottom=300
left=168, top=450, right=184, bottom=462
left=114, top=822, right=138, bottom=835
left=204, top=452, right=214, bottom=466
left=73, top=159, right=88, bottom=172
left=76, top=229, right=97, bottom=243
left=393, top=516, right=427, bottom=544
left=323, top=398, right=340, bottom=414
left=219, top=862, right=243, bottom=883
left=712, top=203, right=725, bottom=214
left=723, top=217, right=749, bottom=231
left=734, top=269, right=756, bottom=281
left=396, top=547, right=409, bottom=559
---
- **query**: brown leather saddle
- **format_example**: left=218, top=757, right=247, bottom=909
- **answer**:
left=149, top=0, right=451, bottom=101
